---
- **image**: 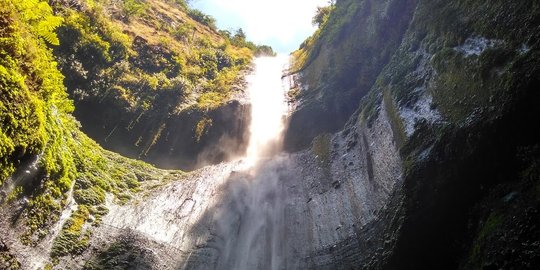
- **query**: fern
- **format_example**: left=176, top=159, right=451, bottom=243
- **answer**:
left=36, top=15, right=63, bottom=45
left=11, top=0, right=64, bottom=45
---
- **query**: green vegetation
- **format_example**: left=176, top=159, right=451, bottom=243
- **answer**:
left=122, top=0, right=149, bottom=20
left=467, top=212, right=503, bottom=268
left=312, top=133, right=331, bottom=168
left=43, top=0, right=274, bottom=163
left=52, top=0, right=261, bottom=113
left=0, top=0, right=168, bottom=261
left=1, top=0, right=71, bottom=186
left=284, top=0, right=416, bottom=151
left=195, top=117, right=213, bottom=142
left=291, top=0, right=345, bottom=72
left=1, top=1, right=77, bottom=243
left=187, top=8, right=216, bottom=29
left=0, top=238, right=20, bottom=270
left=312, top=3, right=335, bottom=28
left=2, top=0, right=264, bottom=260
left=51, top=206, right=91, bottom=258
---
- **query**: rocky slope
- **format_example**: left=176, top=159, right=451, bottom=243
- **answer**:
left=284, top=0, right=416, bottom=151
left=0, top=1, right=175, bottom=269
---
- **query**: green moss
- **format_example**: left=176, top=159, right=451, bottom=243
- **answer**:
left=1, top=1, right=171, bottom=258
left=5, top=186, right=23, bottom=202
left=467, top=212, right=503, bottom=268
left=90, top=205, right=109, bottom=224
left=0, top=0, right=259, bottom=263
left=0, top=250, right=21, bottom=270
left=51, top=206, right=91, bottom=258
left=478, top=213, right=503, bottom=240
left=74, top=188, right=105, bottom=205
left=312, top=133, right=331, bottom=168
left=0, top=0, right=81, bottom=242
left=382, top=88, right=407, bottom=148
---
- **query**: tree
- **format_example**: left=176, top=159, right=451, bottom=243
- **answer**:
left=234, top=28, right=246, bottom=40
left=312, top=3, right=335, bottom=27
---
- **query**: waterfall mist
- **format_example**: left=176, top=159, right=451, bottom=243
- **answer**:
left=215, top=55, right=291, bottom=270
left=245, top=55, right=290, bottom=165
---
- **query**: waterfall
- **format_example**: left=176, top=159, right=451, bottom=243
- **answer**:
left=85, top=52, right=402, bottom=270
left=216, top=55, right=291, bottom=270
left=245, top=55, right=290, bottom=165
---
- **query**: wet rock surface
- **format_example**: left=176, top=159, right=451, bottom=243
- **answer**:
left=51, top=100, right=402, bottom=270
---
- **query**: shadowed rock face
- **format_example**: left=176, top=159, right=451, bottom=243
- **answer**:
left=76, top=99, right=251, bottom=172
left=65, top=100, right=401, bottom=270
left=283, top=0, right=417, bottom=152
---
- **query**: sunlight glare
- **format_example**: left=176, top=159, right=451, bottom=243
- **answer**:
left=192, top=0, right=330, bottom=53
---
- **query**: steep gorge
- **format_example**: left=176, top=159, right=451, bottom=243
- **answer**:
left=1, top=0, right=540, bottom=269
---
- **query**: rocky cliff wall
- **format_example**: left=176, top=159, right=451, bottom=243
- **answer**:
left=50, top=94, right=402, bottom=270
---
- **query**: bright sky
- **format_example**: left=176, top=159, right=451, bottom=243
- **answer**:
left=191, top=0, right=329, bottom=54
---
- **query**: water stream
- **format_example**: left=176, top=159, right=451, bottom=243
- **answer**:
left=216, top=55, right=290, bottom=270
left=245, top=55, right=290, bottom=164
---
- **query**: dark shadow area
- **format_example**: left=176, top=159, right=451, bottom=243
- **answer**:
left=75, top=99, right=251, bottom=172
left=83, top=231, right=159, bottom=270
left=387, top=53, right=540, bottom=269
left=283, top=0, right=418, bottom=152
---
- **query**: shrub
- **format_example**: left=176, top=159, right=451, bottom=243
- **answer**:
left=122, top=0, right=148, bottom=20
left=187, top=9, right=216, bottom=29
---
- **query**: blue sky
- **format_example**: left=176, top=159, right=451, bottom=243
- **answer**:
left=191, top=0, right=329, bottom=54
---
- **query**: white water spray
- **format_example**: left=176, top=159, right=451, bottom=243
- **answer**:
left=245, top=55, right=290, bottom=165
left=215, top=55, right=291, bottom=270
left=95, top=55, right=293, bottom=270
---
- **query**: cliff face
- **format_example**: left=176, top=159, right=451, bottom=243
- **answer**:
left=284, top=0, right=417, bottom=152
left=0, top=1, right=171, bottom=269
left=48, top=97, right=402, bottom=269
left=75, top=96, right=250, bottom=170
left=287, top=0, right=540, bottom=268
left=2, top=0, right=540, bottom=269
